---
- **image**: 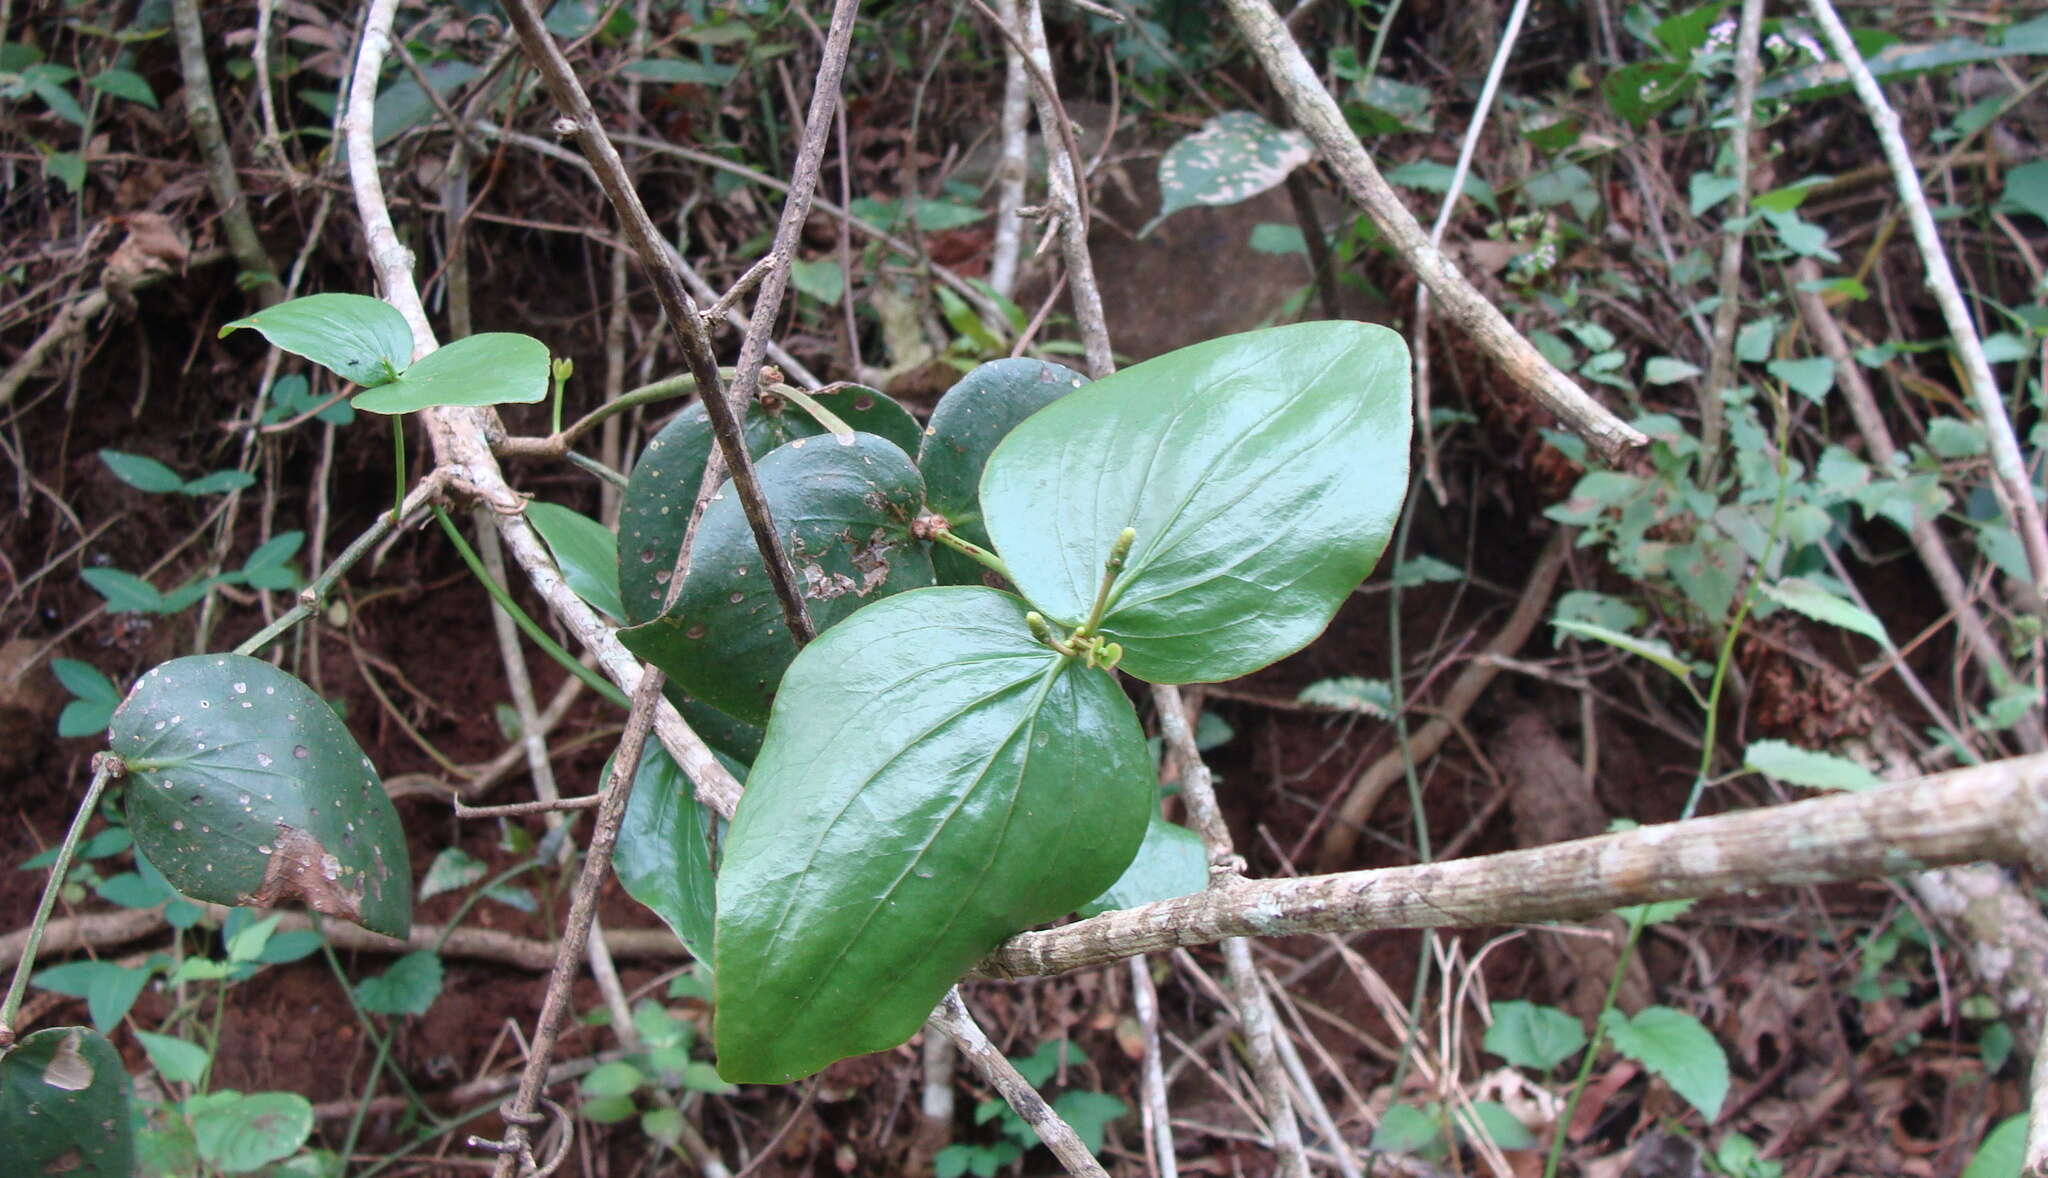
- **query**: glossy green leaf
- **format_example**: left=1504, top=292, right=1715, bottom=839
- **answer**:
left=1743, top=739, right=1881, bottom=791
left=1078, top=814, right=1206, bottom=917
left=220, top=294, right=413, bottom=389
left=110, top=654, right=412, bottom=938
left=714, top=587, right=1154, bottom=1083
left=100, top=449, right=185, bottom=493
left=919, top=359, right=1087, bottom=585
left=351, top=332, right=550, bottom=413
left=353, top=950, right=443, bottom=1016
left=666, top=684, right=764, bottom=764
left=805, top=383, right=923, bottom=455
left=1484, top=1000, right=1587, bottom=1072
left=0, top=1026, right=134, bottom=1178
left=525, top=501, right=625, bottom=621
left=614, top=743, right=722, bottom=962
left=182, top=469, right=257, bottom=497
left=191, top=1090, right=313, bottom=1173
left=1146, top=111, right=1314, bottom=234
left=1599, top=1006, right=1728, bottom=1123
left=981, top=322, right=1411, bottom=685
left=619, top=434, right=934, bottom=725
left=618, top=399, right=834, bottom=626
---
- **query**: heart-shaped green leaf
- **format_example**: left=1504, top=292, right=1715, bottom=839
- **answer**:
left=713, top=587, right=1154, bottom=1083
left=220, top=293, right=412, bottom=388
left=1076, top=813, right=1207, bottom=917
left=981, top=322, right=1411, bottom=684
left=351, top=332, right=550, bottom=413
left=918, top=358, right=1087, bottom=585
left=619, top=433, right=935, bottom=725
left=0, top=1026, right=134, bottom=1178
left=110, top=654, right=412, bottom=938
left=614, top=743, right=724, bottom=961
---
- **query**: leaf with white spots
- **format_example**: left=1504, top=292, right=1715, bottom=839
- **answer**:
left=1145, top=111, right=1313, bottom=235
left=109, top=654, right=412, bottom=938
left=0, top=1026, right=134, bottom=1178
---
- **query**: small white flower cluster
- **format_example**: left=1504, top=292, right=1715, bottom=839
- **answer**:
left=1766, top=27, right=1828, bottom=62
left=1704, top=18, right=1738, bottom=52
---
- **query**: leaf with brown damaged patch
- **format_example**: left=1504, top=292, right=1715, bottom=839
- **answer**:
left=109, top=654, right=412, bottom=938
left=0, top=1026, right=134, bottom=1178
left=619, top=433, right=934, bottom=725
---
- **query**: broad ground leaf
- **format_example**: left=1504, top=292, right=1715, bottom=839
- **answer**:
left=981, top=322, right=1411, bottom=684
left=919, top=358, right=1087, bottom=585
left=803, top=383, right=922, bottom=455
left=1600, top=1006, right=1728, bottom=1123
left=713, top=587, right=1154, bottom=1082
left=351, top=332, right=550, bottom=413
left=0, top=1025, right=134, bottom=1178
left=618, top=396, right=887, bottom=625
left=619, top=434, right=934, bottom=725
left=1077, top=814, right=1207, bottom=917
left=190, top=1090, right=313, bottom=1172
left=614, top=743, right=722, bottom=961
left=1484, top=1000, right=1587, bottom=1072
left=1146, top=111, right=1313, bottom=234
left=220, top=293, right=412, bottom=388
left=110, top=654, right=412, bottom=938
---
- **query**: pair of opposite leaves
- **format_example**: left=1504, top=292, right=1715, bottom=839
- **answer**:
left=696, top=322, right=1413, bottom=1083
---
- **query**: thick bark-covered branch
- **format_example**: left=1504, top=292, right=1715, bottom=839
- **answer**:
left=982, top=752, right=2048, bottom=977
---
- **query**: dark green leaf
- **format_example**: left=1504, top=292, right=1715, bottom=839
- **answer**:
left=1600, top=1006, right=1729, bottom=1122
left=919, top=359, right=1087, bottom=585
left=191, top=1090, right=312, bottom=1172
left=353, top=950, right=443, bottom=1016
left=1459, top=1100, right=1536, bottom=1150
left=221, top=294, right=413, bottom=388
left=713, top=587, right=1154, bottom=1082
left=526, top=501, right=625, bottom=622
left=1077, top=814, right=1206, bottom=917
left=81, top=567, right=163, bottom=613
left=1147, top=111, right=1314, bottom=233
left=352, top=332, right=550, bottom=413
left=1052, top=1091, right=1127, bottom=1153
left=110, top=654, right=412, bottom=937
left=419, top=846, right=487, bottom=900
left=25, top=67, right=88, bottom=126
left=617, top=400, right=827, bottom=626
left=52, top=658, right=119, bottom=704
left=99, top=449, right=185, bottom=493
left=619, top=433, right=934, bottom=725
left=1602, top=61, right=1694, bottom=128
left=981, top=322, right=1411, bottom=684
left=0, top=1026, right=134, bottom=1177
left=788, top=258, right=843, bottom=303
left=805, top=384, right=922, bottom=455
left=1484, top=1001, right=1587, bottom=1071
left=1371, top=1104, right=1442, bottom=1154
left=614, top=743, right=721, bottom=962
left=240, top=531, right=305, bottom=591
